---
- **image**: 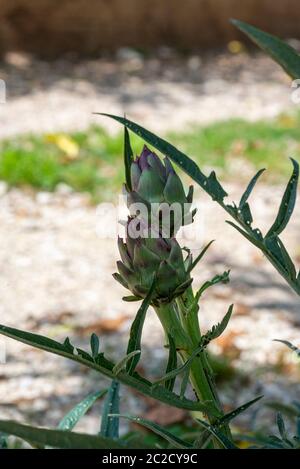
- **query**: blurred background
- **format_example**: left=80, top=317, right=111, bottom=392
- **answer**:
left=0, top=0, right=300, bottom=441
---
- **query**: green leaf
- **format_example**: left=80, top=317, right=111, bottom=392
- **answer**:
left=58, top=390, right=107, bottom=431
left=124, top=126, right=133, bottom=190
left=90, top=333, right=100, bottom=359
left=277, top=413, right=288, bottom=440
left=0, top=433, right=7, bottom=449
left=188, top=240, right=214, bottom=273
left=100, top=380, right=120, bottom=439
left=113, top=350, right=141, bottom=375
left=206, top=171, right=228, bottom=201
left=191, top=271, right=230, bottom=308
left=264, top=236, right=297, bottom=280
left=97, top=113, right=207, bottom=186
left=115, top=414, right=192, bottom=449
left=195, top=396, right=262, bottom=449
left=180, top=367, right=190, bottom=400
left=0, top=326, right=220, bottom=416
left=231, top=19, right=300, bottom=80
left=195, top=419, right=238, bottom=449
left=153, top=343, right=207, bottom=387
left=126, top=278, right=156, bottom=374
left=217, top=396, right=263, bottom=428
left=0, top=420, right=126, bottom=449
left=239, top=168, right=265, bottom=208
left=226, top=221, right=263, bottom=248
left=266, top=158, right=299, bottom=237
left=98, top=113, right=300, bottom=296
left=202, top=304, right=233, bottom=345
left=238, top=202, right=253, bottom=226
left=164, top=334, right=177, bottom=392
left=273, top=339, right=300, bottom=356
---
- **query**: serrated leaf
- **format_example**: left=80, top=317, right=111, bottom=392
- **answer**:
left=90, top=333, right=100, bottom=359
left=126, top=278, right=156, bottom=374
left=191, top=271, right=230, bottom=308
left=98, top=113, right=300, bottom=296
left=164, top=334, right=177, bottom=392
left=202, top=304, right=233, bottom=345
left=114, top=414, right=192, bottom=449
left=239, top=168, right=265, bottom=208
left=231, top=19, right=300, bottom=80
left=0, top=323, right=218, bottom=415
left=266, top=158, right=299, bottom=237
left=0, top=420, right=126, bottom=449
left=58, top=390, right=107, bottom=431
left=100, top=380, right=120, bottom=439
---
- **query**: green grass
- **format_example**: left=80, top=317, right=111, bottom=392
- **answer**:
left=0, top=112, right=299, bottom=201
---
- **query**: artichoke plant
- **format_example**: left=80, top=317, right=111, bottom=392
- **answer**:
left=124, top=145, right=196, bottom=236
left=113, top=218, right=192, bottom=304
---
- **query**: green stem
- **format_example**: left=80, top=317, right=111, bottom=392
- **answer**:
left=154, top=301, right=232, bottom=447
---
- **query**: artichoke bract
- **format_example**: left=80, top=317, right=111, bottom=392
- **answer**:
left=113, top=218, right=192, bottom=305
left=124, top=145, right=196, bottom=236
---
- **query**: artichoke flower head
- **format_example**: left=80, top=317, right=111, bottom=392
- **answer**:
left=124, top=146, right=196, bottom=236
left=113, top=218, right=192, bottom=305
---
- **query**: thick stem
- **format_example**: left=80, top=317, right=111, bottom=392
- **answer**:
left=154, top=301, right=232, bottom=447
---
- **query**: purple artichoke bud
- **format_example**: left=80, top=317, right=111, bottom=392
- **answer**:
left=124, top=146, right=196, bottom=235
left=113, top=218, right=192, bottom=304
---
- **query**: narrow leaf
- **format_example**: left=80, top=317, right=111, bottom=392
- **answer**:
left=0, top=420, right=126, bottom=449
left=266, top=158, right=299, bottom=237
left=277, top=413, right=288, bottom=440
left=90, top=333, right=100, bottom=359
left=273, top=339, right=300, bottom=356
left=231, top=19, right=300, bottom=79
left=239, top=168, right=265, bottom=208
left=188, top=240, right=214, bottom=273
left=126, top=278, right=156, bottom=374
left=202, top=304, right=233, bottom=345
left=97, top=113, right=207, bottom=186
left=113, top=350, right=141, bottom=375
left=216, top=396, right=263, bottom=428
left=58, top=390, right=107, bottom=431
left=0, top=324, right=219, bottom=416
left=115, top=414, right=192, bottom=449
left=164, top=334, right=177, bottom=392
left=100, top=380, right=120, bottom=439
left=124, top=126, right=134, bottom=191
left=195, top=419, right=238, bottom=449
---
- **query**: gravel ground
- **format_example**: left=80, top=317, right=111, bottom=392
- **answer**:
left=0, top=49, right=296, bottom=137
left=0, top=182, right=299, bottom=435
left=0, top=50, right=299, bottom=438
